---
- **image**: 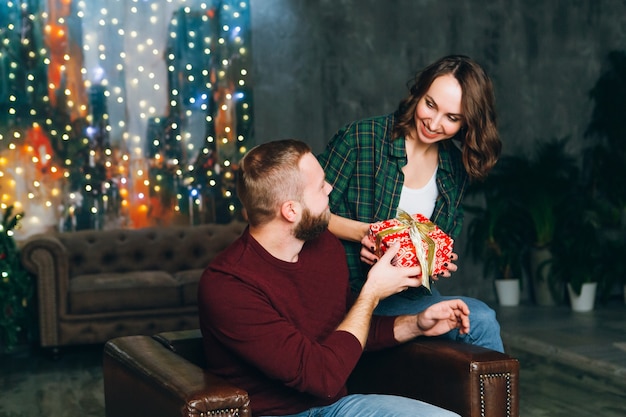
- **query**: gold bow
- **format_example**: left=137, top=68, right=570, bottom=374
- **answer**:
left=375, top=209, right=437, bottom=290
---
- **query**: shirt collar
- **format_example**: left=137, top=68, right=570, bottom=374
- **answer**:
left=437, top=140, right=458, bottom=174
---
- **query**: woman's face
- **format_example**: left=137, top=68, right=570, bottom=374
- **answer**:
left=414, top=74, right=464, bottom=144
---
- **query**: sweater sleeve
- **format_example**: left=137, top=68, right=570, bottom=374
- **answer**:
left=366, top=315, right=399, bottom=351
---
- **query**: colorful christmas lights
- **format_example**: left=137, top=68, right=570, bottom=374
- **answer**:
left=0, top=0, right=252, bottom=239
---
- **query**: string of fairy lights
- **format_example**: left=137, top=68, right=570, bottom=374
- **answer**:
left=0, top=0, right=252, bottom=238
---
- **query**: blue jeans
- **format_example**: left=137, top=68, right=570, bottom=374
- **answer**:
left=374, top=287, right=505, bottom=353
left=263, top=394, right=460, bottom=417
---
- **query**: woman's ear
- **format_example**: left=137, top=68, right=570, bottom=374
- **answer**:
left=280, top=200, right=300, bottom=223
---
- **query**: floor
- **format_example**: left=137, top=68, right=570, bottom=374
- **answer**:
left=497, top=301, right=626, bottom=417
left=0, top=300, right=625, bottom=417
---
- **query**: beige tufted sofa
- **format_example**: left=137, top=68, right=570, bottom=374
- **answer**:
left=20, top=221, right=247, bottom=352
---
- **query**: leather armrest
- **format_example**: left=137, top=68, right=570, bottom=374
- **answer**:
left=348, top=339, right=519, bottom=417
left=20, top=235, right=69, bottom=347
left=152, top=329, right=207, bottom=368
left=104, top=332, right=518, bottom=417
left=103, top=335, right=251, bottom=417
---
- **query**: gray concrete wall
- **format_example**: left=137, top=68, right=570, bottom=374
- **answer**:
left=248, top=0, right=626, bottom=303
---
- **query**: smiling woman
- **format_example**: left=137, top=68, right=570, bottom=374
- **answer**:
left=317, top=54, right=505, bottom=353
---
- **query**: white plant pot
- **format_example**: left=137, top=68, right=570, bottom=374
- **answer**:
left=495, top=279, right=521, bottom=306
left=567, top=282, right=597, bottom=312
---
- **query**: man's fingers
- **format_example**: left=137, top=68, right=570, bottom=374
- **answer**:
left=379, top=242, right=401, bottom=261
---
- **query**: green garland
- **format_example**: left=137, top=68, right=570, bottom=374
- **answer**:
left=0, top=206, right=35, bottom=354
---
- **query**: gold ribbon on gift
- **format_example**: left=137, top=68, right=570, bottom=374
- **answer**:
left=374, top=209, right=437, bottom=291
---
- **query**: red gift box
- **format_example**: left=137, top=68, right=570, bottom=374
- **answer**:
left=369, top=210, right=454, bottom=291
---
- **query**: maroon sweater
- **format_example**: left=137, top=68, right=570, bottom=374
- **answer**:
left=198, top=228, right=398, bottom=416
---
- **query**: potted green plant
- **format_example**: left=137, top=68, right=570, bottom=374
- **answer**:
left=465, top=159, right=530, bottom=306
left=467, top=139, right=579, bottom=306
left=466, top=135, right=617, bottom=308
left=554, top=51, right=626, bottom=306
left=583, top=50, right=626, bottom=304
left=550, top=193, right=603, bottom=312
left=512, top=138, right=580, bottom=306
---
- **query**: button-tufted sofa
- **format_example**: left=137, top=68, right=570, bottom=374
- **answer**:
left=20, top=221, right=247, bottom=351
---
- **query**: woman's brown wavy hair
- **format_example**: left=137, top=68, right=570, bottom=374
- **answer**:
left=393, top=55, right=501, bottom=181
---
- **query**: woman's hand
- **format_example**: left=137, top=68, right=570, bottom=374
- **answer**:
left=430, top=252, right=458, bottom=281
left=360, top=233, right=380, bottom=265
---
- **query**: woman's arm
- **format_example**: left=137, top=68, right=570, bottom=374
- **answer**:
left=328, top=213, right=370, bottom=242
left=328, top=214, right=381, bottom=265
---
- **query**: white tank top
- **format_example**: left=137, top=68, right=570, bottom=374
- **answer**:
left=397, top=167, right=438, bottom=219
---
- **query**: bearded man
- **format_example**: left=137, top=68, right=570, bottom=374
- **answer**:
left=198, top=139, right=470, bottom=417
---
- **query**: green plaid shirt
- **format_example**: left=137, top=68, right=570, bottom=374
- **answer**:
left=317, top=114, right=469, bottom=292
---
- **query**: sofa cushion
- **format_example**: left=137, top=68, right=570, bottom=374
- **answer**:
left=175, top=269, right=204, bottom=306
left=69, top=271, right=181, bottom=314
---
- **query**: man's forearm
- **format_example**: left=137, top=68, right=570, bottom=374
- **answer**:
left=335, top=293, right=379, bottom=348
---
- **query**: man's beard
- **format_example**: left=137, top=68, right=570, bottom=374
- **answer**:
left=293, top=206, right=330, bottom=241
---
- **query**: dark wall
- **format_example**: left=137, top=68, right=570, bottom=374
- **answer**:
left=249, top=0, right=626, bottom=302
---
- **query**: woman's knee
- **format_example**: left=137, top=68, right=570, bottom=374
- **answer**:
left=461, top=298, right=498, bottom=322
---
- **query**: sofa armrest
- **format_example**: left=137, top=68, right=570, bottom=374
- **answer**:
left=104, top=332, right=518, bottom=417
left=103, top=335, right=251, bottom=417
left=348, top=339, right=519, bottom=417
left=20, top=235, right=70, bottom=348
left=152, top=329, right=208, bottom=368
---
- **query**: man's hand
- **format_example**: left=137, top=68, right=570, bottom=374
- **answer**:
left=416, top=299, right=470, bottom=336
left=339, top=244, right=421, bottom=348
left=360, top=243, right=422, bottom=303
left=393, top=299, right=470, bottom=343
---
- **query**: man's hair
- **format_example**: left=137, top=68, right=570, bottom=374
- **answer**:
left=237, top=139, right=312, bottom=226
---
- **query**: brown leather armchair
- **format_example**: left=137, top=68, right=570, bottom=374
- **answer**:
left=103, top=329, right=519, bottom=417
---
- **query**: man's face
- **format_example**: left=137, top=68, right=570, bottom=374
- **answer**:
left=293, top=153, right=332, bottom=241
